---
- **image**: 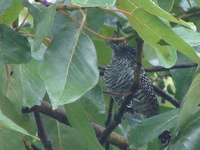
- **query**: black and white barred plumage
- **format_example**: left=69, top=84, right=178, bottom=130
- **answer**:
left=103, top=42, right=171, bottom=144
left=103, top=42, right=159, bottom=118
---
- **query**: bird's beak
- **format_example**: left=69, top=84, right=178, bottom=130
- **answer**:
left=106, top=42, right=119, bottom=51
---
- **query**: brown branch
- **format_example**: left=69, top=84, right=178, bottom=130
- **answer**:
left=99, top=62, right=198, bottom=75
left=22, top=135, right=32, bottom=150
left=103, top=90, right=130, bottom=96
left=33, top=110, right=54, bottom=150
left=22, top=101, right=129, bottom=149
left=178, top=11, right=200, bottom=19
left=16, top=12, right=29, bottom=31
left=58, top=10, right=126, bottom=41
left=152, top=85, right=180, bottom=108
left=92, top=122, right=129, bottom=150
left=144, top=62, right=198, bottom=72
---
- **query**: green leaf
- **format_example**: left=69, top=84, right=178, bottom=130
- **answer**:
left=130, top=0, right=190, bottom=28
left=6, top=77, right=23, bottom=114
left=171, top=53, right=196, bottom=100
left=143, top=42, right=159, bottom=66
left=39, top=114, right=87, bottom=150
left=147, top=139, right=159, bottom=150
left=117, top=1, right=200, bottom=67
left=175, top=73, right=200, bottom=131
left=40, top=30, right=99, bottom=108
left=127, top=109, right=179, bottom=148
left=85, top=84, right=106, bottom=113
left=93, top=38, right=112, bottom=66
left=0, top=24, right=31, bottom=64
left=157, top=0, right=174, bottom=12
left=0, top=0, right=23, bottom=25
left=155, top=46, right=177, bottom=67
left=84, top=8, right=106, bottom=38
left=33, top=4, right=56, bottom=51
left=14, top=60, right=46, bottom=107
left=65, top=101, right=104, bottom=150
left=0, top=111, right=37, bottom=139
left=195, top=0, right=200, bottom=7
left=22, top=0, right=41, bottom=24
left=173, top=27, right=200, bottom=46
left=0, top=0, right=12, bottom=15
left=50, top=10, right=79, bottom=37
left=72, top=0, right=116, bottom=7
left=0, top=126, right=27, bottom=150
left=0, top=90, right=23, bottom=124
left=169, top=110, right=200, bottom=150
left=0, top=66, right=7, bottom=95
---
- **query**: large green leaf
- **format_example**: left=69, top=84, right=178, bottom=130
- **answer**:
left=175, top=73, right=200, bottom=132
left=157, top=0, right=174, bottom=12
left=0, top=89, right=37, bottom=135
left=0, top=0, right=23, bottom=25
left=85, top=84, right=106, bottom=113
left=72, top=0, right=116, bottom=7
left=65, top=101, right=104, bottom=150
left=0, top=111, right=37, bottom=139
left=194, top=0, right=200, bottom=7
left=169, top=110, right=200, bottom=150
left=0, top=66, right=7, bottom=95
left=130, top=0, right=190, bottom=28
left=173, top=26, right=200, bottom=46
left=0, top=126, right=27, bottom=150
left=33, top=4, right=56, bottom=51
left=0, top=90, right=23, bottom=125
left=5, top=77, right=23, bottom=114
left=84, top=8, right=106, bottom=38
left=14, top=60, right=46, bottom=107
left=40, top=30, right=99, bottom=108
left=117, top=0, right=200, bottom=67
left=39, top=114, right=87, bottom=150
left=22, top=0, right=41, bottom=24
left=171, top=53, right=196, bottom=101
left=0, top=0, right=12, bottom=15
left=0, top=24, right=31, bottom=64
left=127, top=109, right=179, bottom=148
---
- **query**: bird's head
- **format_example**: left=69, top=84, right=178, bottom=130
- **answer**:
left=107, top=42, right=137, bottom=60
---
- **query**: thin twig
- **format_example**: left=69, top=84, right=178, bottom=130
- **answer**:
left=58, top=10, right=126, bottom=41
left=22, top=135, right=32, bottom=150
left=16, top=12, right=29, bottom=31
left=105, top=97, right=114, bottom=126
left=105, top=97, right=114, bottom=150
left=103, top=90, right=130, bottom=96
left=152, top=85, right=180, bottom=108
left=99, top=62, right=198, bottom=74
left=33, top=110, right=54, bottom=150
left=178, top=11, right=200, bottom=19
left=144, top=62, right=198, bottom=72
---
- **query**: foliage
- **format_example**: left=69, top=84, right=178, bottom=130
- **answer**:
left=0, top=0, right=200, bottom=150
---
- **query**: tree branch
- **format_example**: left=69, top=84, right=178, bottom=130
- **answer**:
left=22, top=101, right=129, bottom=149
left=99, top=62, right=198, bottom=74
left=33, top=110, right=54, bottom=150
left=144, top=62, right=197, bottom=72
left=152, top=85, right=180, bottom=108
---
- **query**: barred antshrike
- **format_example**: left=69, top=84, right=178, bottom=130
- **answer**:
left=103, top=42, right=170, bottom=144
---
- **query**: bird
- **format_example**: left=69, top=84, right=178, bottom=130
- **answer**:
left=103, top=41, right=171, bottom=144
left=103, top=42, right=159, bottom=118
